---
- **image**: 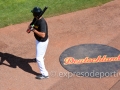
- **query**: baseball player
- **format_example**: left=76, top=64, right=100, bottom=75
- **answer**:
left=26, top=7, right=49, bottom=79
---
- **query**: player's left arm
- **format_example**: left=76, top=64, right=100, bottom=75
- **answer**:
left=32, top=30, right=45, bottom=38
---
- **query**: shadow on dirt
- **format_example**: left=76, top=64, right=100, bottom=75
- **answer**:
left=0, top=52, right=39, bottom=75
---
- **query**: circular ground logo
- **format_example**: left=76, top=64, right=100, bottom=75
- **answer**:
left=59, top=44, right=120, bottom=78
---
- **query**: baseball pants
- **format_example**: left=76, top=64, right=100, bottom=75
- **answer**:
left=36, top=39, right=49, bottom=76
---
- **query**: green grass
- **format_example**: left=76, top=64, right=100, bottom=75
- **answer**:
left=0, top=0, right=112, bottom=28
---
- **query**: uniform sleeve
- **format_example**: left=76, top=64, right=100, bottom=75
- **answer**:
left=39, top=19, right=47, bottom=33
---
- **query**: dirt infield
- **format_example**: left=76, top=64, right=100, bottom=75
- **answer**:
left=0, top=0, right=120, bottom=90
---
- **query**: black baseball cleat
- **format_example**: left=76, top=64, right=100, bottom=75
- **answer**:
left=35, top=74, right=49, bottom=79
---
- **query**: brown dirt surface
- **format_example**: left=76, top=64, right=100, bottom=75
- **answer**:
left=0, top=0, right=120, bottom=90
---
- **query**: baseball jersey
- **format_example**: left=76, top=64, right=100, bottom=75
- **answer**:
left=30, top=17, right=48, bottom=42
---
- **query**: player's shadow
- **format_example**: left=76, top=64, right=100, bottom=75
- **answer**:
left=0, top=52, right=39, bottom=75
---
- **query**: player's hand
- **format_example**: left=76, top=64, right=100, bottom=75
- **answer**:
left=26, top=25, right=34, bottom=33
left=26, top=28, right=31, bottom=33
